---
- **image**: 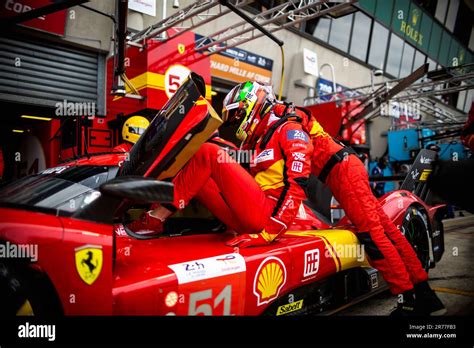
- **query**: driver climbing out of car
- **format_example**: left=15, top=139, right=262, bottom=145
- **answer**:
left=127, top=81, right=317, bottom=248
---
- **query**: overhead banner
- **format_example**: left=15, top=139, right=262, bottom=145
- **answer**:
left=1, top=0, right=66, bottom=36
left=196, top=34, right=273, bottom=84
left=374, top=0, right=471, bottom=67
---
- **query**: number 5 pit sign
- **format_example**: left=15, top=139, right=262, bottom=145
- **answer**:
left=168, top=254, right=246, bottom=315
left=165, top=65, right=191, bottom=98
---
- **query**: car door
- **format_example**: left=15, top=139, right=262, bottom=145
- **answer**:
left=119, top=72, right=222, bottom=180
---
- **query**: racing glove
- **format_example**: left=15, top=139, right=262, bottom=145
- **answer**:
left=126, top=210, right=165, bottom=235
left=226, top=230, right=276, bottom=248
left=226, top=217, right=286, bottom=248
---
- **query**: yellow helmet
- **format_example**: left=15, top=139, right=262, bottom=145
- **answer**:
left=122, top=116, right=150, bottom=144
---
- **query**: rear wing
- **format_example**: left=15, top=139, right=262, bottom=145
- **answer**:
left=400, top=149, right=437, bottom=203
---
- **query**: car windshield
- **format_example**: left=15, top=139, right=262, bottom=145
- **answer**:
left=0, top=165, right=118, bottom=213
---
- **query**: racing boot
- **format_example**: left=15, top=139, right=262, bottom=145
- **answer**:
left=126, top=210, right=165, bottom=236
left=414, top=281, right=447, bottom=316
left=389, top=289, right=418, bottom=316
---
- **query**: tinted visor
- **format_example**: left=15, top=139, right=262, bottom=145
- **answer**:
left=129, top=126, right=146, bottom=135
left=222, top=105, right=247, bottom=125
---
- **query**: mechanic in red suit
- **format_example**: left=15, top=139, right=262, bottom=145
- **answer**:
left=217, top=87, right=443, bottom=315
left=113, top=116, right=150, bottom=152
left=128, top=81, right=316, bottom=248
left=266, top=102, right=444, bottom=315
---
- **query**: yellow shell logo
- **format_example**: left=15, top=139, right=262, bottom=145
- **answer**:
left=253, top=256, right=287, bottom=306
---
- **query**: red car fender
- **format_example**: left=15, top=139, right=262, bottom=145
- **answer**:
left=427, top=204, right=446, bottom=221
left=0, top=208, right=65, bottom=311
left=379, top=190, right=431, bottom=230
left=335, top=190, right=441, bottom=233
left=58, top=217, right=114, bottom=315
left=113, top=233, right=180, bottom=315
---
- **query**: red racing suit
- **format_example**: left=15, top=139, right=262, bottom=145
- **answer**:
left=113, top=142, right=133, bottom=152
left=169, top=115, right=314, bottom=246
left=275, top=104, right=428, bottom=294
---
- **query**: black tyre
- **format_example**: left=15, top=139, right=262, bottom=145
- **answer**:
left=0, top=261, right=31, bottom=315
left=401, top=206, right=431, bottom=271
left=0, top=261, right=62, bottom=316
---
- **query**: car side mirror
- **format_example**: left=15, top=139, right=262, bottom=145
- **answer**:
left=100, top=176, right=174, bottom=204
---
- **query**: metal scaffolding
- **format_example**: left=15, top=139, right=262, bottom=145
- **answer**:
left=123, top=0, right=357, bottom=100
left=124, top=0, right=472, bottom=130
left=128, top=0, right=356, bottom=56
left=192, top=0, right=356, bottom=55
left=129, top=0, right=248, bottom=45
left=304, top=63, right=474, bottom=127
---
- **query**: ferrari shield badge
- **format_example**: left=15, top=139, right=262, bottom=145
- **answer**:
left=75, top=245, right=103, bottom=285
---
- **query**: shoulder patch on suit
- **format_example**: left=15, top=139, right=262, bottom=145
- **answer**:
left=255, top=149, right=274, bottom=164
left=291, top=161, right=304, bottom=173
left=286, top=130, right=309, bottom=143
left=291, top=152, right=306, bottom=161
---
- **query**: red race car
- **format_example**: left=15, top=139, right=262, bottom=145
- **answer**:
left=0, top=76, right=445, bottom=316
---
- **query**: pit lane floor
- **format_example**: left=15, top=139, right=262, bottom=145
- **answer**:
left=337, top=213, right=474, bottom=315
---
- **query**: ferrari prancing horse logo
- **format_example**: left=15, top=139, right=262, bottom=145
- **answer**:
left=75, top=245, right=103, bottom=285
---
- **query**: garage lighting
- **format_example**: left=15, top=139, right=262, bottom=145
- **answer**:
left=12, top=129, right=24, bottom=133
left=21, top=115, right=52, bottom=121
